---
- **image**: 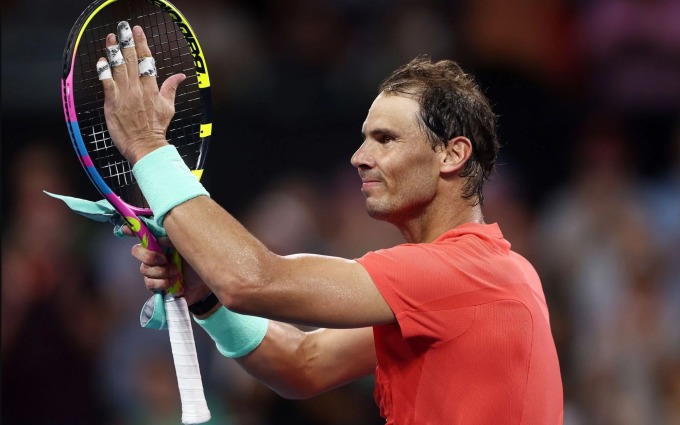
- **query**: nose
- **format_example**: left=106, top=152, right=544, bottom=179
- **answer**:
left=351, top=141, right=374, bottom=169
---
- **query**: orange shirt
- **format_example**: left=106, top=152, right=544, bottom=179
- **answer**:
left=357, top=223, right=563, bottom=424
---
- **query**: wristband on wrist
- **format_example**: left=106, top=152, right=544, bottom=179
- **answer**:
left=132, top=145, right=210, bottom=225
left=193, top=306, right=269, bottom=358
left=188, top=291, right=220, bottom=316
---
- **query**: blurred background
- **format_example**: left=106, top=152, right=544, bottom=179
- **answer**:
left=2, top=0, right=680, bottom=424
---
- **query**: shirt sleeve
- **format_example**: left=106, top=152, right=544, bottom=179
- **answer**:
left=357, top=241, right=492, bottom=343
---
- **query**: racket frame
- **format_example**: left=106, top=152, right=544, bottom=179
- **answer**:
left=61, top=1, right=212, bottom=423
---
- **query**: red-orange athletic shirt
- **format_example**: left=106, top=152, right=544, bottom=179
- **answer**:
left=356, top=223, right=563, bottom=425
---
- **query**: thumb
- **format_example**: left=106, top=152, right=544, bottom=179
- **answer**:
left=159, top=73, right=186, bottom=103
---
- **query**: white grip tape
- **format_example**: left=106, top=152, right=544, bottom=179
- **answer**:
left=138, top=56, right=157, bottom=77
left=106, top=45, right=125, bottom=67
left=165, top=296, right=211, bottom=424
left=97, top=59, right=112, bottom=80
left=117, top=21, right=135, bottom=48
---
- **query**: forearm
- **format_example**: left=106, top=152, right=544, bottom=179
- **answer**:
left=232, top=323, right=376, bottom=399
left=163, top=196, right=276, bottom=311
left=162, top=195, right=393, bottom=327
left=192, top=299, right=377, bottom=399
left=234, top=321, right=322, bottom=399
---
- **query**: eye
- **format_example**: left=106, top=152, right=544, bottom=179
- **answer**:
left=381, top=134, right=396, bottom=143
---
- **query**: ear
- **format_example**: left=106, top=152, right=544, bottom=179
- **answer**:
left=440, top=136, right=472, bottom=175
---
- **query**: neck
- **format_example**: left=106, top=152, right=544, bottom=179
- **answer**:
left=396, top=200, right=485, bottom=244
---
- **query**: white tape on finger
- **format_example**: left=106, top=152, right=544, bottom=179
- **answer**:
left=97, top=59, right=112, bottom=80
left=117, top=21, right=135, bottom=48
left=138, top=57, right=157, bottom=77
left=106, top=45, right=125, bottom=67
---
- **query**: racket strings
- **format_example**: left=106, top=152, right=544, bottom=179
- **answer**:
left=140, top=7, right=203, bottom=161
left=70, top=0, right=205, bottom=208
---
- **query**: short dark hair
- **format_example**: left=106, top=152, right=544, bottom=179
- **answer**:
left=379, top=55, right=499, bottom=204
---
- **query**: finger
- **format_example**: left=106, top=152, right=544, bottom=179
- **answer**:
left=124, top=225, right=173, bottom=246
left=132, top=26, right=159, bottom=95
left=120, top=225, right=135, bottom=237
left=97, top=57, right=117, bottom=100
left=106, top=33, right=128, bottom=89
left=138, top=57, right=157, bottom=94
left=140, top=262, right=180, bottom=280
left=131, top=243, right=167, bottom=266
left=159, top=73, right=187, bottom=103
left=117, top=21, right=139, bottom=87
left=145, top=276, right=172, bottom=292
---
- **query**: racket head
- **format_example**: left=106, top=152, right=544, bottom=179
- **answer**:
left=61, top=0, right=212, bottom=219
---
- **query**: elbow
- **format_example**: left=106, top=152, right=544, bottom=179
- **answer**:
left=262, top=329, right=332, bottom=401
left=275, top=335, right=332, bottom=400
left=211, top=277, right=260, bottom=314
left=210, top=253, right=280, bottom=315
left=273, top=386, right=316, bottom=400
left=212, top=280, right=244, bottom=312
left=271, top=377, right=329, bottom=400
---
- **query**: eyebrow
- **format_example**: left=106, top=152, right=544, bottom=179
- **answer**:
left=361, top=127, right=396, bottom=140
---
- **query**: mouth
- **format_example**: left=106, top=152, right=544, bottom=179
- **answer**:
left=360, top=177, right=382, bottom=191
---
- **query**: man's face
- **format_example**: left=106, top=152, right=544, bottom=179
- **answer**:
left=351, top=92, right=442, bottom=223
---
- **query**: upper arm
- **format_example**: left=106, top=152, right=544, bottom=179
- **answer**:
left=228, top=253, right=396, bottom=329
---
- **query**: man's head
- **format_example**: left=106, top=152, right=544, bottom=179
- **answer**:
left=378, top=55, right=499, bottom=204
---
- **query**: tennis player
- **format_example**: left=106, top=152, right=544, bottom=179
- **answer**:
left=105, top=26, right=563, bottom=424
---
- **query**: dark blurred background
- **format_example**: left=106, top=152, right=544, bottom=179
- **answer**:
left=2, top=0, right=680, bottom=424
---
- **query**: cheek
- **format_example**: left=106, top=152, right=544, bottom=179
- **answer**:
left=392, top=156, right=438, bottom=198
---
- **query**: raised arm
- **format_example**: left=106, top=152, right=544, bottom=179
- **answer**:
left=103, top=25, right=394, bottom=329
left=164, top=198, right=394, bottom=328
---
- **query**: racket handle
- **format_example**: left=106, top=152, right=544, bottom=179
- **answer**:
left=165, top=296, right=211, bottom=424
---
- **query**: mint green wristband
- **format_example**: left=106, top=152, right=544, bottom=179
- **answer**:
left=132, top=145, right=209, bottom=225
left=194, top=306, right=269, bottom=358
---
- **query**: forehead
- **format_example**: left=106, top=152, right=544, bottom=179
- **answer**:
left=362, top=92, right=421, bottom=134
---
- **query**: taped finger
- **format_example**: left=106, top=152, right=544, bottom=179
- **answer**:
left=106, top=44, right=125, bottom=67
left=97, top=58, right=112, bottom=80
left=138, top=56, right=157, bottom=77
left=117, top=21, right=135, bottom=48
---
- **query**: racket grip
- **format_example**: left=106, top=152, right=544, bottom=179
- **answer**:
left=165, top=296, right=211, bottom=424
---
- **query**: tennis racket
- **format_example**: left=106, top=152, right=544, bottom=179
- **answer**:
left=61, top=1, right=212, bottom=423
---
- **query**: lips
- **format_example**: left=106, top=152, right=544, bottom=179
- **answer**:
left=359, top=171, right=381, bottom=183
left=360, top=175, right=382, bottom=192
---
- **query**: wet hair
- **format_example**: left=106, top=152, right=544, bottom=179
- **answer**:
left=379, top=55, right=499, bottom=204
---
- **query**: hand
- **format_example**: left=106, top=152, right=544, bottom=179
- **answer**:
left=121, top=225, right=211, bottom=305
left=99, top=23, right=186, bottom=164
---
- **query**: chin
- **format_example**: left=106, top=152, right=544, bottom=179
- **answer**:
left=365, top=201, right=394, bottom=222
